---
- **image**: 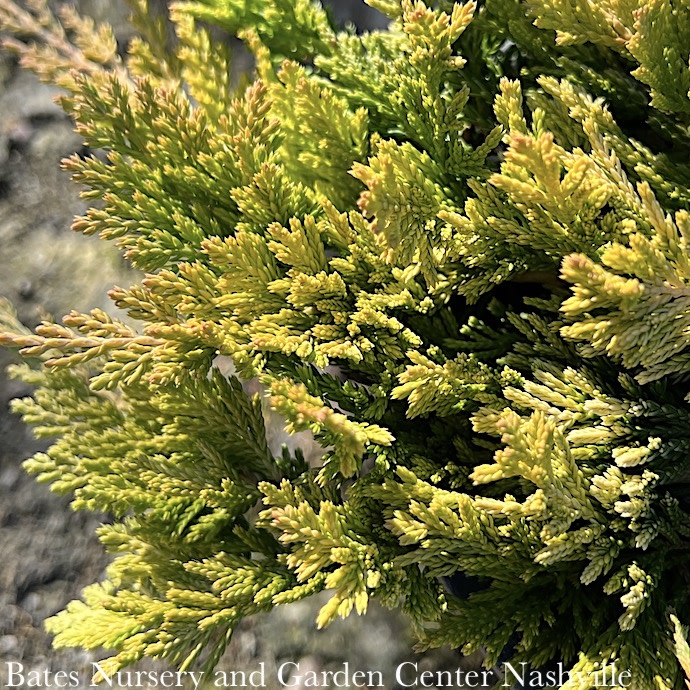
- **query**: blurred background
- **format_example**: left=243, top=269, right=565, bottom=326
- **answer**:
left=0, top=2, right=470, bottom=688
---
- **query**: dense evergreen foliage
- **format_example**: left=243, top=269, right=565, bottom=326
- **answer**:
left=2, top=0, right=690, bottom=687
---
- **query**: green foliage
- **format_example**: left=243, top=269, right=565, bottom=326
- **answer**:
left=3, top=0, right=690, bottom=687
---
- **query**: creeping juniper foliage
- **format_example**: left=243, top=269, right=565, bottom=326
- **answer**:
left=2, top=0, right=690, bottom=686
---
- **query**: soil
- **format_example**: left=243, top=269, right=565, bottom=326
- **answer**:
left=0, top=2, right=471, bottom=689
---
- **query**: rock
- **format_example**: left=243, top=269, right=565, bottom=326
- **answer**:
left=324, top=0, right=390, bottom=30
left=0, top=635, right=20, bottom=656
left=0, top=72, right=63, bottom=124
left=27, top=120, right=82, bottom=161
